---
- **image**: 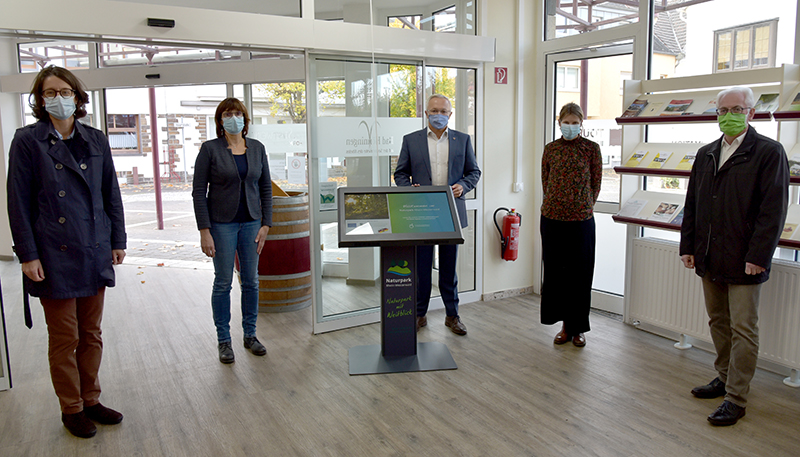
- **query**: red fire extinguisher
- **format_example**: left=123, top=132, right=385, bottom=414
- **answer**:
left=494, top=207, right=521, bottom=261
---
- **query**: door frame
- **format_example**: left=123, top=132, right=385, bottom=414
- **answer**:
left=544, top=43, right=634, bottom=315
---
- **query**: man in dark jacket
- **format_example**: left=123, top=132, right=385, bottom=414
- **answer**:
left=680, top=86, right=789, bottom=426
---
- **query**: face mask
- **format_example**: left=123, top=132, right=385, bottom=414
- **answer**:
left=44, top=96, right=76, bottom=120
left=718, top=112, right=747, bottom=137
left=428, top=114, right=449, bottom=130
left=223, top=115, right=245, bottom=134
left=560, top=123, right=581, bottom=140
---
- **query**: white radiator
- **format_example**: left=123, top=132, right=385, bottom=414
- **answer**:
left=629, top=238, right=800, bottom=370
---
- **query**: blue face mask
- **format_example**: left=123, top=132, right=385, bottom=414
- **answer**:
left=223, top=115, right=245, bottom=135
left=428, top=114, right=449, bottom=130
left=44, top=96, right=76, bottom=120
left=560, top=123, right=581, bottom=140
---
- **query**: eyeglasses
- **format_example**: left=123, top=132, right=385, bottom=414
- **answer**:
left=42, top=89, right=75, bottom=99
left=222, top=111, right=243, bottom=119
left=716, top=106, right=750, bottom=116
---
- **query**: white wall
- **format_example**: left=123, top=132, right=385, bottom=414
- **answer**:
left=479, top=0, right=538, bottom=297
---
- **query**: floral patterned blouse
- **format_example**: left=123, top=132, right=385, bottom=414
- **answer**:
left=541, top=136, right=603, bottom=221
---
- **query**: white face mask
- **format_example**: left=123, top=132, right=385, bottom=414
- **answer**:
left=44, top=96, right=76, bottom=120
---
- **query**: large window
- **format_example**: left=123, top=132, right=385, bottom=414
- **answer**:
left=18, top=41, right=89, bottom=73
left=545, top=0, right=639, bottom=40
left=714, top=20, right=778, bottom=73
left=654, top=1, right=794, bottom=78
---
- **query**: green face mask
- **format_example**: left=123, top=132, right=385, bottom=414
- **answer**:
left=718, top=112, right=748, bottom=136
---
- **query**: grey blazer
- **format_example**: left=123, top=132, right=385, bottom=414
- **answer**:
left=394, top=128, right=481, bottom=228
left=192, top=136, right=272, bottom=230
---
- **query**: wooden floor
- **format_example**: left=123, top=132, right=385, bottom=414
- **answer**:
left=0, top=259, right=798, bottom=457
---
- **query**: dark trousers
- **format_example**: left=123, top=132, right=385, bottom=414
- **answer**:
left=416, top=244, right=459, bottom=317
left=540, top=215, right=596, bottom=336
left=40, top=288, right=106, bottom=414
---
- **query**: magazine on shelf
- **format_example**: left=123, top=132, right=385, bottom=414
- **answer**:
left=789, top=92, right=800, bottom=111
left=660, top=99, right=693, bottom=116
left=781, top=223, right=798, bottom=240
left=647, top=151, right=673, bottom=169
left=670, top=207, right=685, bottom=226
left=641, top=102, right=664, bottom=116
left=649, top=202, right=681, bottom=222
left=676, top=152, right=698, bottom=171
left=624, top=151, right=649, bottom=167
left=621, top=99, right=649, bottom=117
left=617, top=199, right=648, bottom=218
left=789, top=154, right=800, bottom=177
left=702, top=99, right=718, bottom=114
left=754, top=93, right=780, bottom=112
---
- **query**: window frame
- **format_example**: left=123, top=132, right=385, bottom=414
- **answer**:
left=713, top=19, right=778, bottom=73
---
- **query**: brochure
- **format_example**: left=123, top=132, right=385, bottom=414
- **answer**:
left=675, top=152, right=698, bottom=171
left=661, top=99, right=693, bottom=116
left=670, top=207, right=685, bottom=226
left=617, top=199, right=648, bottom=218
left=702, top=99, right=717, bottom=114
left=621, top=98, right=649, bottom=118
left=789, top=92, right=800, bottom=111
left=647, top=151, right=673, bottom=169
left=781, top=223, right=798, bottom=240
left=789, top=154, right=800, bottom=177
left=624, top=151, right=649, bottom=167
left=650, top=202, right=681, bottom=222
left=641, top=102, right=664, bottom=116
left=754, top=93, right=780, bottom=112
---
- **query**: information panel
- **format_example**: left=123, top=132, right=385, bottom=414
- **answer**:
left=337, top=186, right=463, bottom=248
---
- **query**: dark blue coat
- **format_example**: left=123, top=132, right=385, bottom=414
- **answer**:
left=7, top=119, right=126, bottom=299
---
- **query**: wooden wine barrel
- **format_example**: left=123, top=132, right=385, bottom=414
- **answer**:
left=258, top=192, right=311, bottom=312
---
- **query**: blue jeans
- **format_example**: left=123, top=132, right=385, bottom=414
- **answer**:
left=209, top=220, right=261, bottom=343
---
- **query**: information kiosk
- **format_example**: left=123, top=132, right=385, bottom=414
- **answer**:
left=338, top=186, right=464, bottom=375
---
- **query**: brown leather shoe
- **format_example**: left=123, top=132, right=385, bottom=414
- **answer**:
left=444, top=316, right=467, bottom=335
left=416, top=315, right=427, bottom=332
left=572, top=333, right=586, bottom=347
left=554, top=328, right=570, bottom=345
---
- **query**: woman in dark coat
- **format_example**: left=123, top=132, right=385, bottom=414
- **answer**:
left=540, top=102, right=602, bottom=347
left=192, top=98, right=272, bottom=364
left=7, top=66, right=127, bottom=438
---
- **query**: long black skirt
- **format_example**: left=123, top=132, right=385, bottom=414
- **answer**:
left=540, top=215, right=596, bottom=335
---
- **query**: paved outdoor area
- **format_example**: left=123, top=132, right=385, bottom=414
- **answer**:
left=120, top=182, right=213, bottom=271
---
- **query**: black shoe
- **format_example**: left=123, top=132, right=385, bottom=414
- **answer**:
left=62, top=411, right=97, bottom=438
left=708, top=400, right=746, bottom=426
left=244, top=336, right=267, bottom=356
left=84, top=403, right=123, bottom=425
left=691, top=377, right=726, bottom=399
left=218, top=341, right=235, bottom=363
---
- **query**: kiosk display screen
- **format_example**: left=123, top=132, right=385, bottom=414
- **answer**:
left=337, top=186, right=464, bottom=247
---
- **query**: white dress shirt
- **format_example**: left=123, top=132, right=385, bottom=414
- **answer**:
left=427, top=127, right=449, bottom=186
left=719, top=128, right=746, bottom=169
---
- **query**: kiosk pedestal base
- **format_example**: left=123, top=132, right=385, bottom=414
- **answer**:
left=348, top=341, right=457, bottom=375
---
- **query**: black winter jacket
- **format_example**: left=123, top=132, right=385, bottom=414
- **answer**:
left=680, top=127, right=789, bottom=285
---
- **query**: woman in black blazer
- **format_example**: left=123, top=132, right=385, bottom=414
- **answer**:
left=192, top=98, right=272, bottom=364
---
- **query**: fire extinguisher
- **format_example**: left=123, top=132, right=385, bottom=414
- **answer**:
left=493, top=207, right=521, bottom=261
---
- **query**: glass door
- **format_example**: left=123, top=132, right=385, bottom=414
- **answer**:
left=308, top=56, right=480, bottom=333
left=545, top=44, right=633, bottom=315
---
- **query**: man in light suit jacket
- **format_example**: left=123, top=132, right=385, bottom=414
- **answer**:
left=394, top=94, right=481, bottom=335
